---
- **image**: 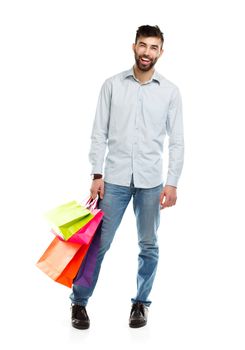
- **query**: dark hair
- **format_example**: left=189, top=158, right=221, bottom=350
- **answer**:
left=135, top=25, right=164, bottom=47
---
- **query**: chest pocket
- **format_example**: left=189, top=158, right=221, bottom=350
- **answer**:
left=141, top=94, right=168, bottom=130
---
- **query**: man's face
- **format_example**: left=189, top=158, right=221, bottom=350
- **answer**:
left=133, top=36, right=163, bottom=72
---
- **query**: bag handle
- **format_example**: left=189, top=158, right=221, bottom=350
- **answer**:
left=84, top=196, right=98, bottom=211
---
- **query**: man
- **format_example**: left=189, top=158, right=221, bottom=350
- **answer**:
left=70, top=25, right=184, bottom=329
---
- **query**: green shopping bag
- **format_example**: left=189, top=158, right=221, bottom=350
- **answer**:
left=44, top=200, right=94, bottom=240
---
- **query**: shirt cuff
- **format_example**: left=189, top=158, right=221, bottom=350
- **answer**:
left=165, top=175, right=179, bottom=187
left=91, top=166, right=103, bottom=175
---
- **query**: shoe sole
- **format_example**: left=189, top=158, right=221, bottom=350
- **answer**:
left=129, top=321, right=147, bottom=328
left=72, top=322, right=90, bottom=330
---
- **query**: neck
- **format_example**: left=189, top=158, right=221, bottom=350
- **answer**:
left=133, top=65, right=155, bottom=83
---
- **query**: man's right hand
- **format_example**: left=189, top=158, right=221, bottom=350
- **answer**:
left=90, top=178, right=104, bottom=200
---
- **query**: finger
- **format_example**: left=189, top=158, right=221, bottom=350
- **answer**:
left=99, top=185, right=104, bottom=199
left=169, top=197, right=177, bottom=206
left=160, top=191, right=168, bottom=207
left=90, top=189, right=97, bottom=200
left=164, top=198, right=177, bottom=208
left=159, top=193, right=165, bottom=206
left=160, top=198, right=168, bottom=209
left=162, top=196, right=172, bottom=209
left=98, top=191, right=103, bottom=200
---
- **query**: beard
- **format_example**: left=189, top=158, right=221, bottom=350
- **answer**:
left=134, top=51, right=158, bottom=72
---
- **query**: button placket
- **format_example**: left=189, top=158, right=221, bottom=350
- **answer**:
left=131, top=85, right=143, bottom=183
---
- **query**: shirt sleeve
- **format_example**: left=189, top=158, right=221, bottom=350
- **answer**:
left=165, top=87, right=184, bottom=187
left=88, top=79, right=111, bottom=175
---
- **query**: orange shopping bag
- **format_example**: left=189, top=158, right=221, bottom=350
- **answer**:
left=36, top=237, right=91, bottom=288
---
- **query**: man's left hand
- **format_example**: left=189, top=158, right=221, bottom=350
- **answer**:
left=160, top=185, right=177, bottom=209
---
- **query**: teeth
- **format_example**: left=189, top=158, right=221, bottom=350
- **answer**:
left=142, top=58, right=150, bottom=61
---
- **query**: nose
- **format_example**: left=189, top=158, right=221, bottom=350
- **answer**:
left=143, top=46, right=151, bottom=57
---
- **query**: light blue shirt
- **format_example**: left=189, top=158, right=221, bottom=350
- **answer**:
left=89, top=67, right=184, bottom=188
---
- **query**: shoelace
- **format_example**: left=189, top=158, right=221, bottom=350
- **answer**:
left=72, top=304, right=88, bottom=319
left=131, top=302, right=145, bottom=316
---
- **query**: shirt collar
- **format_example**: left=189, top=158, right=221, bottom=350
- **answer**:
left=123, top=67, right=161, bottom=85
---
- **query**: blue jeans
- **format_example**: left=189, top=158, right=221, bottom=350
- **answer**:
left=70, top=180, right=163, bottom=307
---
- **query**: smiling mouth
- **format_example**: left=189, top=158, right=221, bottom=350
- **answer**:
left=140, top=57, right=151, bottom=65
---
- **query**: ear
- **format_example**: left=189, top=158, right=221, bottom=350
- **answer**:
left=132, top=43, right=136, bottom=51
left=159, top=48, right=164, bottom=57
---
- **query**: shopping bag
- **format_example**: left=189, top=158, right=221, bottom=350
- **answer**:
left=51, top=197, right=103, bottom=245
left=73, top=222, right=102, bottom=287
left=36, top=237, right=92, bottom=288
left=68, top=208, right=103, bottom=244
left=52, top=208, right=103, bottom=245
left=45, top=200, right=94, bottom=240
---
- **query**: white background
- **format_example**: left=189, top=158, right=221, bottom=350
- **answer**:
left=1, top=0, right=245, bottom=349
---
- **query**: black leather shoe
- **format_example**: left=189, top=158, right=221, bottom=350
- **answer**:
left=71, top=304, right=90, bottom=329
left=129, top=302, right=148, bottom=328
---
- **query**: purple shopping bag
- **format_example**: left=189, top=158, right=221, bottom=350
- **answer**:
left=73, top=221, right=102, bottom=287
